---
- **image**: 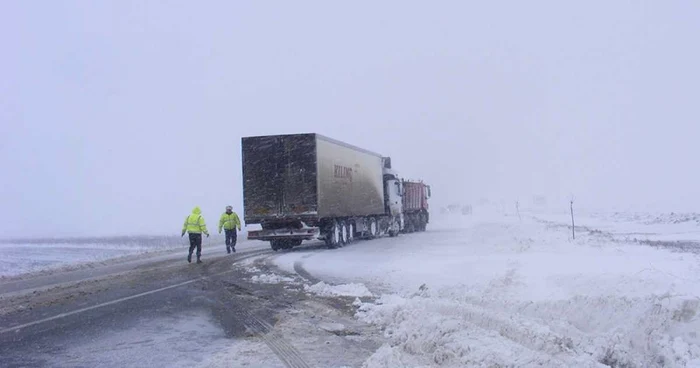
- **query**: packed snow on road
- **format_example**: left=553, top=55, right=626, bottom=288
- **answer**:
left=271, top=209, right=700, bottom=367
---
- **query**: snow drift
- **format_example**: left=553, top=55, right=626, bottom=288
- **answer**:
left=277, top=212, right=700, bottom=367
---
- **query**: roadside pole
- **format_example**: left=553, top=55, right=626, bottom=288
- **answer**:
left=570, top=200, right=575, bottom=240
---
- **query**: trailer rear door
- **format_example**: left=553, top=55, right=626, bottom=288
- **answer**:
left=242, top=134, right=317, bottom=223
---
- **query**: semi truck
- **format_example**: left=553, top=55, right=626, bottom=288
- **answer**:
left=401, top=180, right=431, bottom=232
left=241, top=133, right=430, bottom=250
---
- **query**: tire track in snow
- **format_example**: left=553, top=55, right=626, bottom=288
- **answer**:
left=293, top=258, right=321, bottom=284
left=217, top=281, right=311, bottom=368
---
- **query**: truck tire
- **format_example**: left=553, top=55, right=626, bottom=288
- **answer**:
left=368, top=217, right=378, bottom=239
left=281, top=239, right=299, bottom=250
left=270, top=240, right=280, bottom=251
left=389, top=219, right=400, bottom=237
left=346, top=222, right=354, bottom=244
left=325, top=220, right=340, bottom=249
left=339, top=221, right=348, bottom=245
left=406, top=216, right=415, bottom=233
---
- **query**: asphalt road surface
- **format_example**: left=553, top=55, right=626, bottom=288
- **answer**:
left=0, top=242, right=379, bottom=368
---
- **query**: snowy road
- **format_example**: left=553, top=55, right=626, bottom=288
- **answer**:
left=3, top=212, right=700, bottom=367
left=0, top=239, right=267, bottom=297
left=0, top=242, right=381, bottom=368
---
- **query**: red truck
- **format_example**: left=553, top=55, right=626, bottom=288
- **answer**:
left=401, top=180, right=431, bottom=232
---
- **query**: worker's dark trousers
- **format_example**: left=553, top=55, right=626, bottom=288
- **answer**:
left=225, top=229, right=237, bottom=249
left=188, top=233, right=202, bottom=258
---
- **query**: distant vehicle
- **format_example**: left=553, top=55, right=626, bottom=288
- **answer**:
left=461, top=205, right=473, bottom=215
left=447, top=203, right=461, bottom=213
left=241, top=133, right=431, bottom=250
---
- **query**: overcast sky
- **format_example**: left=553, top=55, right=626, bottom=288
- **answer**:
left=2, top=1, right=699, bottom=237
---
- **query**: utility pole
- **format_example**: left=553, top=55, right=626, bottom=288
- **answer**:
left=570, top=199, right=575, bottom=240
left=516, top=201, right=521, bottom=221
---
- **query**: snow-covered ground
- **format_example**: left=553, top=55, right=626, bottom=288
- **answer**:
left=0, top=235, right=249, bottom=278
left=274, top=212, right=700, bottom=367
left=305, top=281, right=374, bottom=298
left=0, top=237, right=171, bottom=278
left=7, top=210, right=700, bottom=367
left=251, top=273, right=297, bottom=284
left=533, top=210, right=700, bottom=244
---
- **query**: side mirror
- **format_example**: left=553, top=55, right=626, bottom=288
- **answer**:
left=427, top=186, right=432, bottom=198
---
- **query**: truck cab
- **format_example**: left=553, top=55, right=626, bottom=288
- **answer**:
left=383, top=164, right=404, bottom=236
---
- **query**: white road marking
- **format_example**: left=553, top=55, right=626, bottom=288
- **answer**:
left=1, top=278, right=200, bottom=334
left=0, top=251, right=270, bottom=335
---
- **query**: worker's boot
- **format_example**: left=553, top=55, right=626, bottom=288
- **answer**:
left=226, top=246, right=231, bottom=254
left=187, top=253, right=192, bottom=263
left=231, top=246, right=236, bottom=253
left=197, top=256, right=202, bottom=264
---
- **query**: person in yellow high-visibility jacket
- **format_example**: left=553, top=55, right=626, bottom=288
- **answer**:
left=181, top=206, right=209, bottom=263
left=219, top=205, right=241, bottom=253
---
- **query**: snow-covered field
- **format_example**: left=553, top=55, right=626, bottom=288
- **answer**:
left=533, top=210, right=700, bottom=244
left=0, top=235, right=231, bottom=278
left=274, top=212, right=700, bottom=367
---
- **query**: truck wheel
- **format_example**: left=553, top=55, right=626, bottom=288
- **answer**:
left=346, top=223, right=354, bottom=244
left=325, top=221, right=340, bottom=249
left=389, top=219, right=400, bottom=237
left=270, top=240, right=280, bottom=251
left=281, top=240, right=298, bottom=250
left=339, top=221, right=348, bottom=245
left=368, top=218, right=378, bottom=239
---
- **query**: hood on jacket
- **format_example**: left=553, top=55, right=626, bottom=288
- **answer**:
left=192, top=206, right=202, bottom=215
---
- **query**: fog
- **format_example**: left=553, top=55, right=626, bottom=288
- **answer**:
left=2, top=1, right=699, bottom=237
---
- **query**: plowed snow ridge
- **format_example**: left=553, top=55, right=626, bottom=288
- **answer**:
left=272, top=212, right=700, bottom=367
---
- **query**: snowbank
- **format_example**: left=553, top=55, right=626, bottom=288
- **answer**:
left=251, top=273, right=296, bottom=284
left=356, top=289, right=700, bottom=367
left=276, top=213, right=700, bottom=367
left=304, top=282, right=373, bottom=298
